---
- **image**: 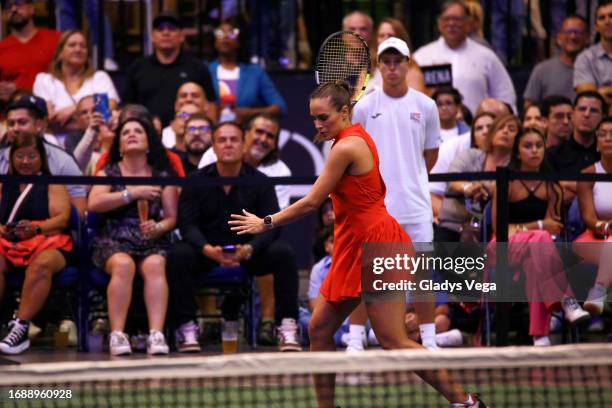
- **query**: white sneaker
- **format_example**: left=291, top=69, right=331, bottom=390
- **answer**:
left=59, top=320, right=78, bottom=347
left=584, top=284, right=607, bottom=315
left=345, top=338, right=365, bottom=353
left=561, top=296, right=590, bottom=324
left=533, top=335, right=551, bottom=346
left=147, top=330, right=169, bottom=355
left=109, top=331, right=132, bottom=356
left=175, top=320, right=201, bottom=353
left=277, top=318, right=301, bottom=352
left=436, top=329, right=463, bottom=347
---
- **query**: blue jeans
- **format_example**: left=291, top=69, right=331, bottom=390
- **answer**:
left=56, top=0, right=114, bottom=59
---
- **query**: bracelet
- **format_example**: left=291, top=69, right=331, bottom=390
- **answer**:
left=122, top=189, right=132, bottom=204
left=537, top=220, right=544, bottom=230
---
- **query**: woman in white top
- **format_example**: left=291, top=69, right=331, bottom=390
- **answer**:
left=574, top=117, right=612, bottom=315
left=33, top=30, right=119, bottom=140
left=366, top=17, right=427, bottom=94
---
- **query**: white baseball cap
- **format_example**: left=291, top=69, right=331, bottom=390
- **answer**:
left=377, top=37, right=410, bottom=60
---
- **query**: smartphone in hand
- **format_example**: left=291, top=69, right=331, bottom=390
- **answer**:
left=93, top=93, right=111, bottom=122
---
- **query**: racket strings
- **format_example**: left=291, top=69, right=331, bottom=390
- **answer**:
left=317, top=33, right=370, bottom=101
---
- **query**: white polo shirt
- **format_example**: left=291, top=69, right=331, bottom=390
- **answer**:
left=352, top=88, right=440, bottom=224
left=413, top=37, right=516, bottom=114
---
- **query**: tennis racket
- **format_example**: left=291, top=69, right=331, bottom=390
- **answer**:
left=315, top=31, right=371, bottom=104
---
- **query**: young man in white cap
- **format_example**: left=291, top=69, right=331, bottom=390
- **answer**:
left=352, top=37, right=441, bottom=350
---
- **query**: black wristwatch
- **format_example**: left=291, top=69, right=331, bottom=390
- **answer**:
left=263, top=215, right=274, bottom=229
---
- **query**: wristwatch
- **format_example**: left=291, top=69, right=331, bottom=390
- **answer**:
left=263, top=215, right=274, bottom=229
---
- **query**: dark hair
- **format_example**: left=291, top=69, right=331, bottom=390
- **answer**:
left=469, top=111, right=496, bottom=148
left=212, top=121, right=245, bottom=142
left=432, top=86, right=462, bottom=105
left=246, top=112, right=281, bottom=165
left=596, top=0, right=612, bottom=14
left=185, top=113, right=213, bottom=129
left=562, top=14, right=589, bottom=30
left=510, top=128, right=563, bottom=216
left=574, top=91, right=608, bottom=115
left=9, top=132, right=50, bottom=175
left=310, top=80, right=351, bottom=112
left=214, top=19, right=250, bottom=64
left=541, top=95, right=573, bottom=118
left=460, top=104, right=473, bottom=126
left=109, top=118, right=174, bottom=175
left=119, top=104, right=153, bottom=124
left=597, top=116, right=612, bottom=130
left=318, top=225, right=334, bottom=245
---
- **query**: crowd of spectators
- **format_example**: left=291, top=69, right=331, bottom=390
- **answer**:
left=0, top=0, right=611, bottom=356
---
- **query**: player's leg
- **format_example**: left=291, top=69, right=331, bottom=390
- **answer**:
left=309, top=295, right=361, bottom=408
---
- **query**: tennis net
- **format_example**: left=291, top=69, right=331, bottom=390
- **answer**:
left=0, top=344, right=611, bottom=407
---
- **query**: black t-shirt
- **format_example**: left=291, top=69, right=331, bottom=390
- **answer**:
left=122, top=51, right=217, bottom=126
left=545, top=135, right=600, bottom=175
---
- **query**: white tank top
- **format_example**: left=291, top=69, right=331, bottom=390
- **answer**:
left=593, top=162, right=612, bottom=219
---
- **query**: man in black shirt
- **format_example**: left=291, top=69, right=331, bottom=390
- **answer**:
left=122, top=12, right=218, bottom=126
left=167, top=122, right=300, bottom=352
left=547, top=91, right=606, bottom=200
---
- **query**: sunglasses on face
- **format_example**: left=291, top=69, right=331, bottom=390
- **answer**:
left=154, top=22, right=179, bottom=32
left=214, top=28, right=240, bottom=40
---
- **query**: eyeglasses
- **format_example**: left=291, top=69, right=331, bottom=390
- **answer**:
left=253, top=128, right=275, bottom=139
left=596, top=130, right=612, bottom=139
left=214, top=28, right=239, bottom=40
left=187, top=125, right=210, bottom=134
left=176, top=112, right=191, bottom=119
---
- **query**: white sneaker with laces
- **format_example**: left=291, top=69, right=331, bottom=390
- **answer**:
left=533, top=335, right=551, bottom=346
left=147, top=330, right=169, bottom=355
left=584, top=284, right=607, bottom=315
left=109, top=331, right=132, bottom=356
left=175, top=320, right=201, bottom=353
left=277, top=318, right=301, bottom=352
left=561, top=296, right=590, bottom=324
left=0, top=319, right=30, bottom=355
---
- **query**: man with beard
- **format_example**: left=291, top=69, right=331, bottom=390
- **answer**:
left=181, top=113, right=213, bottom=174
left=0, top=0, right=61, bottom=103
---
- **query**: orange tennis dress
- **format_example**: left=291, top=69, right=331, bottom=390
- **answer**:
left=320, top=124, right=414, bottom=302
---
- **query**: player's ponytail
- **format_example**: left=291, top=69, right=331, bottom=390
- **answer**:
left=310, top=81, right=351, bottom=113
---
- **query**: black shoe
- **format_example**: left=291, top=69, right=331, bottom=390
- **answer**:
left=0, top=319, right=30, bottom=355
left=257, top=319, right=277, bottom=346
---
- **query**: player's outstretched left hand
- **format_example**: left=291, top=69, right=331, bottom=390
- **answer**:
left=229, top=209, right=266, bottom=235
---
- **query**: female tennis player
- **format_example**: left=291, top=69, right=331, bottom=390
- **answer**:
left=229, top=81, right=486, bottom=408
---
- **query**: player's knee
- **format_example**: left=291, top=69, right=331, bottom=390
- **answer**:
left=308, top=318, right=334, bottom=344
